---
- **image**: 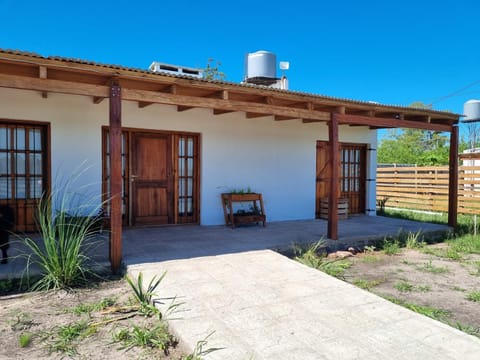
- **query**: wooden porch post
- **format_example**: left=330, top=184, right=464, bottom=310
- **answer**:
left=328, top=112, right=339, bottom=240
left=109, top=83, right=123, bottom=273
left=448, top=125, right=459, bottom=228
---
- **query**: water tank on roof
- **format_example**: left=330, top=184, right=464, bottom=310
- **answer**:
left=464, top=99, right=480, bottom=122
left=245, top=51, right=277, bottom=85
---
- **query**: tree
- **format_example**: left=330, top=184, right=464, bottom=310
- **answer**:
left=378, top=128, right=450, bottom=165
left=203, top=58, right=226, bottom=81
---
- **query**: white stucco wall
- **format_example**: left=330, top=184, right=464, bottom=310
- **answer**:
left=0, top=87, right=377, bottom=225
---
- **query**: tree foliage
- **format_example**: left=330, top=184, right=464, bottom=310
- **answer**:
left=378, top=129, right=451, bottom=165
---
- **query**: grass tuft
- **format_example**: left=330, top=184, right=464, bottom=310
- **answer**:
left=112, top=323, right=175, bottom=353
left=19, top=332, right=32, bottom=348
left=466, top=290, right=480, bottom=303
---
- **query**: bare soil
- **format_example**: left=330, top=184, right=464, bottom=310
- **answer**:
left=0, top=279, right=187, bottom=359
left=342, top=243, right=480, bottom=333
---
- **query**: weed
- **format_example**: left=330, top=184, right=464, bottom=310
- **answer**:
left=383, top=295, right=450, bottom=321
left=183, top=331, right=224, bottom=360
left=352, top=278, right=384, bottom=291
left=9, top=312, right=35, bottom=331
left=452, top=286, right=466, bottom=292
left=453, top=322, right=480, bottom=338
left=46, top=320, right=96, bottom=355
left=418, top=260, right=449, bottom=274
left=422, top=246, right=462, bottom=260
left=69, top=297, right=117, bottom=316
left=293, top=241, right=352, bottom=278
left=126, top=271, right=166, bottom=317
left=405, top=231, right=426, bottom=249
left=449, top=234, right=480, bottom=255
left=394, top=280, right=414, bottom=292
left=383, top=238, right=401, bottom=255
left=112, top=323, right=175, bottom=353
left=363, top=245, right=376, bottom=254
left=18, top=332, right=32, bottom=348
left=466, top=290, right=480, bottom=302
left=417, top=285, right=432, bottom=292
left=22, top=166, right=106, bottom=291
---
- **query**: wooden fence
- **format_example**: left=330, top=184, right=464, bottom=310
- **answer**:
left=377, top=161, right=480, bottom=215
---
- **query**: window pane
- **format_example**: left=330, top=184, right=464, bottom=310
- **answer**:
left=0, top=153, right=10, bottom=175
left=15, top=177, right=26, bottom=198
left=178, top=198, right=185, bottom=215
left=187, top=179, right=193, bottom=196
left=30, top=177, right=43, bottom=198
left=29, top=128, right=42, bottom=151
left=29, top=153, right=43, bottom=175
left=15, top=153, right=26, bottom=174
left=0, top=128, right=9, bottom=150
left=187, top=138, right=193, bottom=156
left=14, top=128, right=25, bottom=150
left=0, top=178, right=11, bottom=199
left=178, top=138, right=185, bottom=157
left=187, top=158, right=193, bottom=176
left=187, top=198, right=193, bottom=213
left=178, top=158, right=185, bottom=177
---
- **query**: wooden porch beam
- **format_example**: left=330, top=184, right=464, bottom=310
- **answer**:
left=121, top=88, right=332, bottom=122
left=109, top=84, right=123, bottom=274
left=328, top=113, right=339, bottom=240
left=448, top=125, right=459, bottom=228
left=138, top=101, right=153, bottom=108
left=39, top=66, right=48, bottom=98
left=213, top=109, right=235, bottom=115
left=275, top=115, right=298, bottom=121
left=93, top=96, right=105, bottom=104
left=0, top=73, right=109, bottom=97
left=335, top=113, right=452, bottom=132
left=177, top=105, right=194, bottom=112
left=246, top=112, right=269, bottom=119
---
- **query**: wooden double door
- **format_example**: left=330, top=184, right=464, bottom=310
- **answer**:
left=316, top=141, right=367, bottom=216
left=103, top=128, right=199, bottom=226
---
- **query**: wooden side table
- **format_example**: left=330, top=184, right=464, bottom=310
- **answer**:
left=221, top=193, right=266, bottom=228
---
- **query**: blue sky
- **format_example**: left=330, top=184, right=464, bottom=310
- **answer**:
left=1, top=0, right=479, bottom=138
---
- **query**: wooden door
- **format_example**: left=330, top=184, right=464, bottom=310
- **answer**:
left=132, top=133, right=172, bottom=225
left=316, top=141, right=366, bottom=216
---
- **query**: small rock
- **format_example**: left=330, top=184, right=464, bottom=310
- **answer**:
left=327, top=251, right=354, bottom=259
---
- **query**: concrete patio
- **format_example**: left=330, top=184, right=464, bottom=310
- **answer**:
left=0, top=215, right=450, bottom=279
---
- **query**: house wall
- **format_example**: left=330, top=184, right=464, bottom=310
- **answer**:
left=0, top=88, right=377, bottom=225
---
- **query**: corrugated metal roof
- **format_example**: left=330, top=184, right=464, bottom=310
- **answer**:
left=0, top=48, right=460, bottom=117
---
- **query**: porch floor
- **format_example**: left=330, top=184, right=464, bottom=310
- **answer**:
left=0, top=215, right=450, bottom=279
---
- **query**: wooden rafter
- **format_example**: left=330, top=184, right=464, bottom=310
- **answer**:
left=39, top=65, right=48, bottom=98
left=138, top=101, right=153, bottom=108
left=93, top=96, right=105, bottom=104
left=246, top=112, right=269, bottom=119
left=177, top=105, right=194, bottom=112
left=213, top=109, right=234, bottom=115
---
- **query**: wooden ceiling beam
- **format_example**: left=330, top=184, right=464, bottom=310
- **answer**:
left=121, top=88, right=332, bottom=122
left=335, top=113, right=452, bottom=132
left=93, top=96, right=105, bottom=104
left=0, top=73, right=109, bottom=97
left=177, top=105, right=194, bottom=112
left=39, top=66, right=48, bottom=98
left=213, top=109, right=234, bottom=115
left=138, top=101, right=154, bottom=108
left=246, top=112, right=269, bottom=119
left=275, top=115, right=298, bottom=121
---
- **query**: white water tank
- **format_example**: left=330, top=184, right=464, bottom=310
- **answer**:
left=464, top=99, right=480, bottom=122
left=245, top=51, right=277, bottom=85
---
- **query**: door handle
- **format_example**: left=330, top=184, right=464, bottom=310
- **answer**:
left=130, top=174, right=139, bottom=182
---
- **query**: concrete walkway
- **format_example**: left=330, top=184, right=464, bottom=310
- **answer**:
left=128, top=250, right=480, bottom=360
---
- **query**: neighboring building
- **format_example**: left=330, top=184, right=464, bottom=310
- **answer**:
left=0, top=49, right=460, bottom=269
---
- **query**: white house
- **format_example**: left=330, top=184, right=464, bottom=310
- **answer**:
left=0, top=49, right=460, bottom=271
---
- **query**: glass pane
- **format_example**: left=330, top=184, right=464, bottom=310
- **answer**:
left=106, top=156, right=110, bottom=177
left=0, top=178, right=11, bottom=199
left=30, top=177, right=43, bottom=199
left=187, top=158, right=193, bottom=177
left=178, top=138, right=185, bottom=157
left=29, top=128, right=42, bottom=150
left=15, top=153, right=26, bottom=174
left=178, top=158, right=185, bottom=177
left=178, top=179, right=184, bottom=197
left=178, top=198, right=185, bottom=214
left=187, top=138, right=194, bottom=156
left=0, top=153, right=10, bottom=175
left=29, top=153, right=43, bottom=175
left=15, top=177, right=26, bottom=198
left=187, top=179, right=193, bottom=196
left=14, top=128, right=25, bottom=150
left=187, top=198, right=193, bottom=213
left=0, top=128, right=9, bottom=150
left=106, top=135, right=110, bottom=153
